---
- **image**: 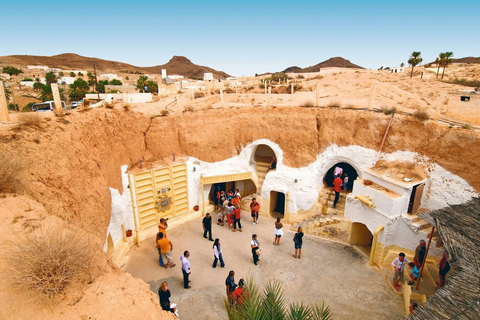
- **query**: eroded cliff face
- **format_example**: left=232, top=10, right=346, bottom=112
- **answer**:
left=144, top=107, right=480, bottom=192
left=2, top=107, right=479, bottom=241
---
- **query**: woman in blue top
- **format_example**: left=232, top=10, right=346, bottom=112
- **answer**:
left=293, top=226, right=304, bottom=259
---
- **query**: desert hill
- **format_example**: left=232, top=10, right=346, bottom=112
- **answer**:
left=452, top=56, right=480, bottom=64
left=141, top=55, right=230, bottom=79
left=0, top=53, right=230, bottom=79
left=283, top=57, right=364, bottom=73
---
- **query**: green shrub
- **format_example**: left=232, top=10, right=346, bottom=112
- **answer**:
left=7, top=103, right=19, bottom=111
left=21, top=78, right=33, bottom=82
left=2, top=66, right=22, bottom=76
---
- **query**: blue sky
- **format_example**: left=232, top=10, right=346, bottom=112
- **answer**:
left=1, top=0, right=478, bottom=76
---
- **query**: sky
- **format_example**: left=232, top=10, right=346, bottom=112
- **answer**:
left=1, top=0, right=479, bottom=76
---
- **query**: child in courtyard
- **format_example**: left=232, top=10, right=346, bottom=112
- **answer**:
left=407, top=262, right=419, bottom=285
left=250, top=198, right=260, bottom=225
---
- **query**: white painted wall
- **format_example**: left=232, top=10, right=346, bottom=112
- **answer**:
left=104, top=165, right=135, bottom=252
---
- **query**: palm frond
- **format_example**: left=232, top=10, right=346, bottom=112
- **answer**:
left=312, top=301, right=333, bottom=320
left=260, top=279, right=286, bottom=320
left=286, top=303, right=313, bottom=320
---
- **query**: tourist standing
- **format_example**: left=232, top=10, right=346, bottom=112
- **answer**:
left=333, top=166, right=343, bottom=178
left=407, top=262, right=420, bottom=285
left=213, top=238, right=226, bottom=268
left=157, top=232, right=176, bottom=268
left=203, top=212, right=213, bottom=241
left=226, top=202, right=235, bottom=229
left=293, top=226, right=304, bottom=259
left=180, top=251, right=191, bottom=289
left=251, top=234, right=260, bottom=265
left=158, top=218, right=168, bottom=237
left=438, top=253, right=450, bottom=288
left=235, top=188, right=241, bottom=199
left=232, top=279, right=248, bottom=306
left=273, top=217, right=283, bottom=245
left=250, top=198, right=260, bottom=225
left=158, top=281, right=179, bottom=317
left=155, top=232, right=164, bottom=267
left=342, top=173, right=349, bottom=191
left=413, top=239, right=426, bottom=268
left=232, top=204, right=242, bottom=232
left=225, top=270, right=236, bottom=305
left=392, top=252, right=410, bottom=290
left=333, top=175, right=343, bottom=208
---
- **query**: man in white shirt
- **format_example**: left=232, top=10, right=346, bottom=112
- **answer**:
left=392, top=252, right=410, bottom=290
left=180, top=251, right=191, bottom=289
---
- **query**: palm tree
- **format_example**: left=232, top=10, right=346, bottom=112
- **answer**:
left=436, top=53, right=448, bottom=79
left=441, top=52, right=453, bottom=79
left=68, top=78, right=89, bottom=101
left=408, top=51, right=423, bottom=78
left=40, top=84, right=65, bottom=102
left=225, top=277, right=332, bottom=320
left=136, top=75, right=149, bottom=92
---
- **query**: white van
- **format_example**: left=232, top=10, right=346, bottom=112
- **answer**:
left=31, top=101, right=67, bottom=112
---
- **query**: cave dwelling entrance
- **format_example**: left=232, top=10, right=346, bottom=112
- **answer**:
left=323, top=162, right=359, bottom=191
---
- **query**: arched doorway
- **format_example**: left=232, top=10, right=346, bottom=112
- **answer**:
left=254, top=144, right=275, bottom=163
left=323, top=162, right=358, bottom=191
left=350, top=223, right=373, bottom=256
left=253, top=145, right=276, bottom=190
left=270, top=191, right=285, bottom=218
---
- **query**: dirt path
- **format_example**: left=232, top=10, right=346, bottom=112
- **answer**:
left=125, top=214, right=404, bottom=320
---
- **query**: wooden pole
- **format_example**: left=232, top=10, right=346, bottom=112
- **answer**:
left=51, top=83, right=63, bottom=114
left=93, top=63, right=100, bottom=100
left=291, top=83, right=294, bottom=95
left=415, top=226, right=435, bottom=291
left=0, top=81, right=10, bottom=122
left=220, top=89, right=224, bottom=108
left=128, top=174, right=140, bottom=247
left=267, top=87, right=271, bottom=107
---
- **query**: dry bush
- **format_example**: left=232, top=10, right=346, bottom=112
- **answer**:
left=413, top=110, right=430, bottom=121
left=224, top=88, right=235, bottom=94
left=103, top=101, right=115, bottom=109
left=462, top=124, right=472, bottom=130
left=4, top=225, right=95, bottom=304
left=381, top=106, right=397, bottom=115
left=123, top=103, right=131, bottom=111
left=160, top=109, right=169, bottom=116
left=299, top=101, right=315, bottom=108
left=0, top=150, right=24, bottom=193
left=17, top=113, right=43, bottom=129
left=344, top=104, right=357, bottom=109
left=327, top=101, right=342, bottom=108
left=183, top=106, right=194, bottom=113
left=194, top=91, right=204, bottom=99
left=272, top=85, right=289, bottom=94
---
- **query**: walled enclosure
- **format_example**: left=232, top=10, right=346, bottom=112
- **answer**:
left=2, top=106, right=480, bottom=244
left=1, top=106, right=480, bottom=318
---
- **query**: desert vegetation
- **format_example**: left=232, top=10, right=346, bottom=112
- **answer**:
left=3, top=224, right=95, bottom=303
left=225, top=277, right=331, bottom=320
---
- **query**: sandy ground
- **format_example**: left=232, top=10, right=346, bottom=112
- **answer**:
left=125, top=214, right=404, bottom=320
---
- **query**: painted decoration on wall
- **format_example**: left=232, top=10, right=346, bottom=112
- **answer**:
left=156, top=196, right=172, bottom=212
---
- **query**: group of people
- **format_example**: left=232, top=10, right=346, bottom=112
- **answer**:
left=215, top=189, right=243, bottom=231
left=155, top=187, right=306, bottom=317
left=391, top=239, right=450, bottom=293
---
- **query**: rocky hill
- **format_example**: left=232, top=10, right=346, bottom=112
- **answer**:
left=283, top=57, right=364, bottom=73
left=0, top=53, right=230, bottom=79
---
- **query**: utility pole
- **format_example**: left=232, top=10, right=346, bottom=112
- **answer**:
left=93, top=63, right=100, bottom=100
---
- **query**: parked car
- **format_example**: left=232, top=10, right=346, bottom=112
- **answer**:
left=70, top=101, right=78, bottom=108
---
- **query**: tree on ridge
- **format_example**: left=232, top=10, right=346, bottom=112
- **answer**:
left=408, top=51, right=423, bottom=78
left=441, top=52, right=454, bottom=79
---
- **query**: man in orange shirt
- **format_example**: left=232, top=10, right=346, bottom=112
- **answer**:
left=333, top=175, right=343, bottom=208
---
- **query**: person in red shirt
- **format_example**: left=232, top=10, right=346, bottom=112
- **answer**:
left=232, top=279, right=249, bottom=306
left=232, top=204, right=242, bottom=232
left=333, top=176, right=343, bottom=208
